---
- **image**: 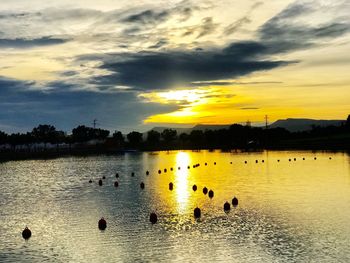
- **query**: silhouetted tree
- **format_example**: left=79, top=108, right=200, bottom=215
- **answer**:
left=127, top=131, right=143, bottom=148
left=112, top=131, right=125, bottom=146
left=346, top=115, right=350, bottom=126
left=72, top=125, right=109, bottom=143
left=147, top=130, right=161, bottom=145
left=0, top=131, right=7, bottom=144
left=189, top=130, right=204, bottom=148
left=31, top=124, right=58, bottom=146
left=161, top=129, right=177, bottom=143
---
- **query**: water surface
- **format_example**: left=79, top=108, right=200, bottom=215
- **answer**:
left=1, top=150, right=349, bottom=262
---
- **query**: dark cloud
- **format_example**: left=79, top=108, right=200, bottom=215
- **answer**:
left=0, top=77, right=179, bottom=133
left=82, top=41, right=290, bottom=91
left=0, top=36, right=69, bottom=48
left=149, top=39, right=168, bottom=49
left=121, top=9, right=170, bottom=24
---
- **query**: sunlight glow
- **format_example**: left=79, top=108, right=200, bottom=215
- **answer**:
left=174, top=151, right=191, bottom=212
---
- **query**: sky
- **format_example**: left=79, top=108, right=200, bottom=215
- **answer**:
left=0, top=0, right=349, bottom=133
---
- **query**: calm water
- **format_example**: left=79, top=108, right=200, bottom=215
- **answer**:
left=0, top=150, right=350, bottom=263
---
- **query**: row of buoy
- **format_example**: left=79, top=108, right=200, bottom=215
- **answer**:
left=23, top=196, right=240, bottom=238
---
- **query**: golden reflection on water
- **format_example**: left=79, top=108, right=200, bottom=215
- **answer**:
left=174, top=152, right=191, bottom=212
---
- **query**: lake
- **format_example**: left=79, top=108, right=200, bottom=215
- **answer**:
left=1, top=150, right=349, bottom=262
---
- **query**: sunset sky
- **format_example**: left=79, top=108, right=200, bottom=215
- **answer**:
left=0, top=0, right=349, bottom=133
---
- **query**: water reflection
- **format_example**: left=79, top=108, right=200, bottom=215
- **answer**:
left=174, top=152, right=191, bottom=212
left=0, top=151, right=350, bottom=262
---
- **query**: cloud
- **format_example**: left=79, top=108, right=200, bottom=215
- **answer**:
left=0, top=76, right=179, bottom=133
left=82, top=44, right=290, bottom=91
left=0, top=36, right=69, bottom=48
left=121, top=9, right=170, bottom=24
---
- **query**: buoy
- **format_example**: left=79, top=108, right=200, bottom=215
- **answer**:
left=194, top=207, right=201, bottom=219
left=178, top=167, right=181, bottom=170
left=232, top=197, right=238, bottom=206
left=214, top=162, right=216, bottom=165
left=314, top=157, right=317, bottom=160
left=277, top=160, right=280, bottom=162
left=158, top=170, right=161, bottom=174
left=187, top=166, right=190, bottom=169
left=170, top=167, right=173, bottom=171
left=192, top=184, right=197, bottom=191
left=230, top=161, right=232, bottom=164
left=205, top=163, right=207, bottom=166
left=244, top=161, right=247, bottom=164
left=102, top=176, right=106, bottom=179
left=262, top=160, right=264, bottom=163
left=289, top=159, right=291, bottom=162
left=150, top=212, right=157, bottom=224
left=89, top=179, right=92, bottom=183
left=329, top=157, right=332, bottom=160
left=131, top=172, right=135, bottom=177
left=294, top=158, right=296, bottom=161
left=208, top=190, right=214, bottom=198
left=255, top=160, right=258, bottom=163
left=98, top=179, right=103, bottom=186
left=140, top=182, right=145, bottom=189
left=224, top=202, right=230, bottom=211
left=116, top=173, right=119, bottom=178
left=169, top=182, right=173, bottom=190
left=146, top=171, right=149, bottom=175
left=193, top=165, right=195, bottom=168
left=203, top=187, right=208, bottom=195
left=114, top=181, right=119, bottom=187
left=98, top=218, right=107, bottom=230
left=164, top=168, right=167, bottom=173
left=22, top=227, right=31, bottom=240
left=303, top=158, right=305, bottom=160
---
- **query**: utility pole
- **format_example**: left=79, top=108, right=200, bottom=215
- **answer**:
left=93, top=119, right=98, bottom=129
left=265, top=115, right=268, bottom=129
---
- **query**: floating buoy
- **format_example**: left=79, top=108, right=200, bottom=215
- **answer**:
left=98, top=218, right=107, bottom=230
left=255, top=160, right=258, bottom=163
left=208, top=190, right=214, bottom=198
left=230, top=161, right=232, bottom=164
left=116, top=173, right=119, bottom=178
left=170, top=167, right=173, bottom=171
left=178, top=167, right=181, bottom=170
left=303, top=158, right=305, bottom=160
left=140, top=182, right=145, bottom=189
left=22, top=227, right=31, bottom=240
left=194, top=207, right=201, bottom=219
left=146, top=171, right=149, bottom=175
left=98, top=179, right=103, bottom=186
left=329, top=157, right=332, bottom=160
left=203, top=187, right=208, bottom=195
left=158, top=170, right=161, bottom=174
left=277, top=160, right=280, bottom=162
left=262, top=160, right=264, bottom=163
left=187, top=166, right=190, bottom=169
left=224, top=202, right=230, bottom=211
left=192, top=184, right=197, bottom=191
left=294, top=158, right=296, bottom=161
left=89, top=179, right=92, bottom=183
left=131, top=172, right=135, bottom=177
left=150, top=213, right=157, bottom=224
left=314, top=157, right=317, bottom=160
left=214, top=162, right=216, bottom=165
left=205, top=163, right=207, bottom=166
left=193, top=165, right=195, bottom=168
left=169, top=182, right=173, bottom=190
left=164, top=168, right=167, bottom=173
left=244, top=161, right=247, bottom=164
left=114, top=181, right=119, bottom=187
left=232, top=197, right=238, bottom=206
left=102, top=176, right=106, bottom=179
left=289, top=159, right=291, bottom=162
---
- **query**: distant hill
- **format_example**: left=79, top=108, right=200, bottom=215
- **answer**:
left=269, top=118, right=344, bottom=132
left=149, top=124, right=232, bottom=135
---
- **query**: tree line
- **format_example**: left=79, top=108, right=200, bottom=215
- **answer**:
left=1, top=115, right=349, bottom=151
